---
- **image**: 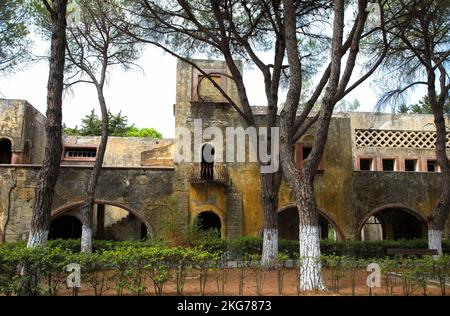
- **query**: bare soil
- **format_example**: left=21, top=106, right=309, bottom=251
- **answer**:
left=59, top=268, right=448, bottom=296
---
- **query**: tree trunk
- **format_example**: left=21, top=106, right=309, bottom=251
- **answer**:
left=427, top=103, right=450, bottom=256
left=19, top=0, right=67, bottom=296
left=80, top=86, right=109, bottom=253
left=261, top=171, right=282, bottom=268
left=428, top=229, right=443, bottom=256
left=27, top=0, right=67, bottom=248
left=296, top=180, right=325, bottom=291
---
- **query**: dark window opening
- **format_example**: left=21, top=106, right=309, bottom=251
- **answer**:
left=382, top=159, right=395, bottom=171
left=64, top=147, right=97, bottom=159
left=405, top=159, right=417, bottom=172
left=201, top=144, right=215, bottom=180
left=359, top=158, right=373, bottom=171
left=302, top=146, right=312, bottom=160
left=427, top=160, right=438, bottom=172
left=195, top=211, right=221, bottom=238
left=0, top=138, right=12, bottom=164
left=49, top=216, right=82, bottom=240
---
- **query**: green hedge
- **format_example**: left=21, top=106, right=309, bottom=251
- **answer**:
left=0, top=242, right=450, bottom=295
left=201, top=238, right=450, bottom=259
left=1, top=242, right=449, bottom=296
left=9, top=238, right=450, bottom=260
left=0, top=244, right=218, bottom=296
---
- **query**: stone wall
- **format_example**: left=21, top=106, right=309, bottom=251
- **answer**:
left=0, top=99, right=46, bottom=164
left=62, top=136, right=174, bottom=167
left=0, top=166, right=174, bottom=242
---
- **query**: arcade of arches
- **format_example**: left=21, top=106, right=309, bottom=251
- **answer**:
left=277, top=205, right=428, bottom=241
left=49, top=203, right=148, bottom=241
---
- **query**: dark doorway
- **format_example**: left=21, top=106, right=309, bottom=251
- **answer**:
left=278, top=207, right=338, bottom=240
left=196, top=211, right=221, bottom=237
left=201, top=144, right=215, bottom=180
left=0, top=138, right=12, bottom=164
left=49, top=216, right=82, bottom=240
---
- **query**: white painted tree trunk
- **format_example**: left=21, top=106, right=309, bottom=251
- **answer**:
left=299, top=224, right=325, bottom=291
left=27, top=229, right=48, bottom=248
left=21, top=229, right=48, bottom=292
left=81, top=225, right=93, bottom=253
left=262, top=228, right=278, bottom=268
left=428, top=229, right=443, bottom=256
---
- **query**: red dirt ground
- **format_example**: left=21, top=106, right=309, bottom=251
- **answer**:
left=58, top=268, right=448, bottom=296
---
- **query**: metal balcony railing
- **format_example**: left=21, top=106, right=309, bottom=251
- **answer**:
left=187, top=163, right=229, bottom=185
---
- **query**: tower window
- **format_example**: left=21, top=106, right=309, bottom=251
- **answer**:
left=192, top=69, right=227, bottom=103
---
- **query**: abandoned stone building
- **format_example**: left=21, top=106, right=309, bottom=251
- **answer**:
left=0, top=59, right=449, bottom=243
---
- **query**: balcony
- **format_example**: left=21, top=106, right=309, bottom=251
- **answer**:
left=187, top=163, right=229, bottom=185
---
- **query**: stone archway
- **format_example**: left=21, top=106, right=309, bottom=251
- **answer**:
left=359, top=204, right=427, bottom=240
left=195, top=211, right=222, bottom=238
left=51, top=200, right=153, bottom=241
left=277, top=205, right=345, bottom=241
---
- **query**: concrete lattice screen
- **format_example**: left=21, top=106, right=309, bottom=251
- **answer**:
left=355, top=129, right=450, bottom=149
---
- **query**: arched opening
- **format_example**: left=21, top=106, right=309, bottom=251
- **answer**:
left=49, top=215, right=82, bottom=240
left=360, top=206, right=426, bottom=240
left=277, top=206, right=342, bottom=241
left=195, top=211, right=222, bottom=238
left=51, top=201, right=150, bottom=241
left=0, top=138, right=12, bottom=164
left=201, top=144, right=215, bottom=180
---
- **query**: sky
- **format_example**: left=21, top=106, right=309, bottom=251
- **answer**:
left=0, top=37, right=426, bottom=139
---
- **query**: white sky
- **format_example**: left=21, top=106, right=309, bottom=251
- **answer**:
left=0, top=37, right=426, bottom=139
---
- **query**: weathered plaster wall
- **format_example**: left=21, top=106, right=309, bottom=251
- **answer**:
left=23, top=102, right=47, bottom=164
left=141, top=143, right=174, bottom=167
left=0, top=99, right=26, bottom=152
left=62, top=136, right=173, bottom=167
left=0, top=99, right=46, bottom=164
